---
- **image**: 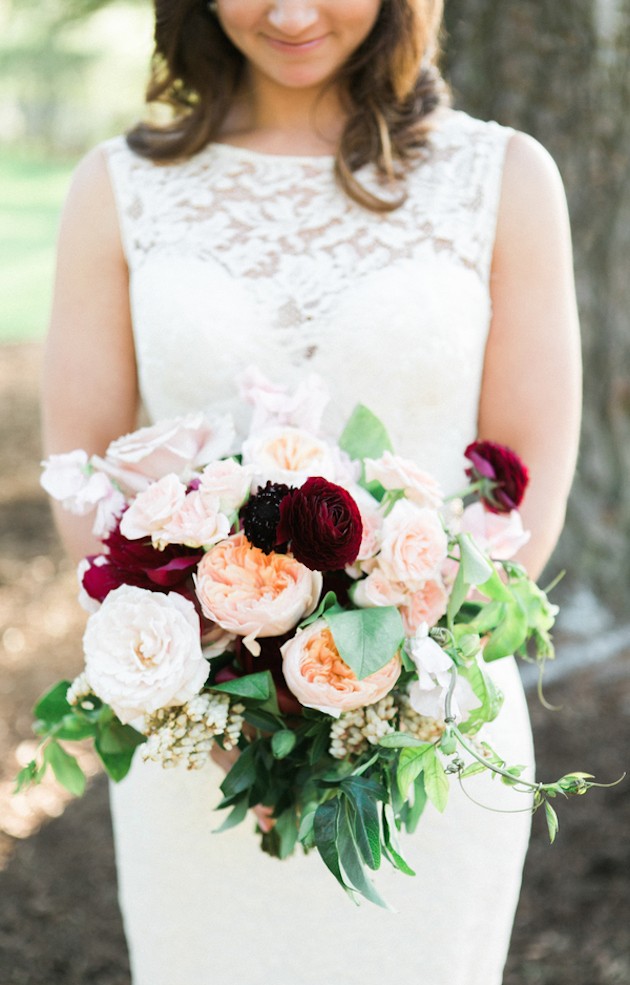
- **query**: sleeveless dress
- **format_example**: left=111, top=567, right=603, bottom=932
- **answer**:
left=102, top=109, right=534, bottom=985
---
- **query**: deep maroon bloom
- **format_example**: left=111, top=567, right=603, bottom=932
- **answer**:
left=464, top=440, right=529, bottom=514
left=277, top=476, right=363, bottom=572
left=240, top=481, right=292, bottom=554
left=82, top=521, right=203, bottom=603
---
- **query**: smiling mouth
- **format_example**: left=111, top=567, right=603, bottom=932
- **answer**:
left=263, top=34, right=329, bottom=52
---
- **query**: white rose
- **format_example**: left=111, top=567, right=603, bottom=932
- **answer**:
left=379, top=499, right=448, bottom=591
left=199, top=459, right=254, bottom=514
left=95, top=413, right=235, bottom=493
left=83, top=585, right=208, bottom=724
left=242, top=426, right=337, bottom=487
left=364, top=451, right=444, bottom=509
left=119, top=473, right=187, bottom=542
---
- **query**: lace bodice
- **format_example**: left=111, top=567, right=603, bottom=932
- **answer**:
left=103, top=109, right=514, bottom=494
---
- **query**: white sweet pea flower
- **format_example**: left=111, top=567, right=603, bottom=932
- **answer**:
left=239, top=366, right=329, bottom=434
left=41, top=451, right=117, bottom=517
left=407, top=625, right=478, bottom=723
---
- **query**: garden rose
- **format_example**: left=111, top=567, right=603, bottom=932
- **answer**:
left=97, top=413, right=235, bottom=493
left=119, top=474, right=187, bottom=543
left=277, top=477, right=363, bottom=571
left=242, top=426, right=336, bottom=487
left=281, top=619, right=401, bottom=717
left=364, top=451, right=444, bottom=509
left=83, top=585, right=208, bottom=724
left=464, top=440, right=529, bottom=513
left=378, top=499, right=448, bottom=591
left=352, top=568, right=407, bottom=609
left=460, top=502, right=530, bottom=561
left=194, top=532, right=322, bottom=651
left=401, top=578, right=449, bottom=635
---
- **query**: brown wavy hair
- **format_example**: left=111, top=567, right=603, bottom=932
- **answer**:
left=127, top=0, right=448, bottom=212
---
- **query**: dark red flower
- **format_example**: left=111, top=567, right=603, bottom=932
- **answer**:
left=82, top=520, right=203, bottom=603
left=464, top=440, right=529, bottom=513
left=276, top=477, right=363, bottom=572
left=240, top=481, right=292, bottom=554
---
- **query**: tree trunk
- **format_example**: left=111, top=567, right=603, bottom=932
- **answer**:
left=443, top=0, right=630, bottom=612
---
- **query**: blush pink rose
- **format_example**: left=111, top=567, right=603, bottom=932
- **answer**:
left=460, top=502, right=530, bottom=561
left=119, top=474, right=187, bottom=543
left=96, top=413, right=235, bottom=493
left=242, top=426, right=336, bottom=487
left=199, top=459, right=254, bottom=514
left=157, top=490, right=231, bottom=549
left=378, top=500, right=448, bottom=591
left=280, top=619, right=401, bottom=718
left=352, top=568, right=407, bottom=609
left=401, top=578, right=449, bottom=635
left=364, top=451, right=444, bottom=509
left=194, top=532, right=322, bottom=650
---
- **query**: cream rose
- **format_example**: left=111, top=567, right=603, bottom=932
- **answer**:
left=364, top=451, right=444, bottom=509
left=242, top=426, right=336, bottom=487
left=97, top=413, right=235, bottom=493
left=119, top=473, right=187, bottom=543
left=281, top=619, right=401, bottom=718
left=83, top=585, right=208, bottom=724
left=379, top=499, right=448, bottom=591
left=194, top=532, right=322, bottom=651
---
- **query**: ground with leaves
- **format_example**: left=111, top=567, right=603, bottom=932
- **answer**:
left=0, top=343, right=629, bottom=985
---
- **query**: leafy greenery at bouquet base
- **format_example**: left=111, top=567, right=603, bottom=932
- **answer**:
left=18, top=403, right=624, bottom=907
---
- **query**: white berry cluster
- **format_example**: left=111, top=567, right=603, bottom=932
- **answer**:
left=142, top=692, right=245, bottom=770
left=397, top=691, right=444, bottom=743
left=329, top=694, right=397, bottom=760
left=66, top=672, right=93, bottom=707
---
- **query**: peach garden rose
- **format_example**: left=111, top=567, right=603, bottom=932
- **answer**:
left=194, top=532, right=322, bottom=652
left=280, top=619, right=401, bottom=718
left=241, top=425, right=336, bottom=487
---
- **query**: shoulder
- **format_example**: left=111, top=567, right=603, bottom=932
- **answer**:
left=494, top=130, right=571, bottom=269
left=60, top=140, right=130, bottom=267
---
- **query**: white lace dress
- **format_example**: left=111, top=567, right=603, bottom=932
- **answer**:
left=103, top=109, right=534, bottom=985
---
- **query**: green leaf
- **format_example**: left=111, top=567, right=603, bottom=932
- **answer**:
left=382, top=803, right=415, bottom=876
left=44, top=741, right=86, bottom=797
left=341, top=777, right=383, bottom=871
left=313, top=799, right=348, bottom=891
left=211, top=672, right=272, bottom=703
left=337, top=801, right=390, bottom=909
left=325, top=606, right=404, bottom=680
left=94, top=741, right=136, bottom=783
left=274, top=806, right=300, bottom=860
left=459, top=762, right=487, bottom=780
left=271, top=730, right=297, bottom=759
left=214, top=793, right=249, bottom=833
left=459, top=534, right=493, bottom=585
left=458, top=661, right=503, bottom=734
left=397, top=744, right=433, bottom=799
left=339, top=404, right=393, bottom=464
left=460, top=601, right=506, bottom=635
left=220, top=743, right=258, bottom=799
left=34, top=680, right=73, bottom=725
left=299, top=591, right=342, bottom=629
left=97, top=718, right=145, bottom=756
left=52, top=714, right=96, bottom=742
left=403, top=773, right=428, bottom=834
left=478, top=567, right=513, bottom=603
left=421, top=746, right=449, bottom=813
left=544, top=800, right=559, bottom=843
left=483, top=600, right=529, bottom=662
left=243, top=708, right=283, bottom=733
left=446, top=563, right=468, bottom=627
left=14, top=759, right=46, bottom=794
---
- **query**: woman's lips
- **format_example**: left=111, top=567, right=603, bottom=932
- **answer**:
left=263, top=34, right=328, bottom=54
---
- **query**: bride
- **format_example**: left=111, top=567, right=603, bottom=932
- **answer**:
left=42, top=1, right=581, bottom=982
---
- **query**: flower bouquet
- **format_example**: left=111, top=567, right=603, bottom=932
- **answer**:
left=18, top=370, right=609, bottom=906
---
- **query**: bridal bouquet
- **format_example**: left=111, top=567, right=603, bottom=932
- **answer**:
left=19, top=370, right=606, bottom=906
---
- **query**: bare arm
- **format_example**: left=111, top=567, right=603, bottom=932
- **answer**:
left=479, top=133, right=582, bottom=580
left=42, top=146, right=139, bottom=561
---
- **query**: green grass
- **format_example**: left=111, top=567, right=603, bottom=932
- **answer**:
left=0, top=150, right=75, bottom=343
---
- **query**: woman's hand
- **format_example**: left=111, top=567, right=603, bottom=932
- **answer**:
left=210, top=743, right=275, bottom=834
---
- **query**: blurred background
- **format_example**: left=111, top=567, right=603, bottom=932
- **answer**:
left=0, top=1, right=629, bottom=982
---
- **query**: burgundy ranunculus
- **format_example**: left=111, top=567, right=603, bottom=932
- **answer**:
left=276, top=477, right=363, bottom=572
left=464, top=440, right=529, bottom=514
left=82, top=520, right=203, bottom=604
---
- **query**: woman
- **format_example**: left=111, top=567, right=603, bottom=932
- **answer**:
left=42, top=1, right=582, bottom=982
